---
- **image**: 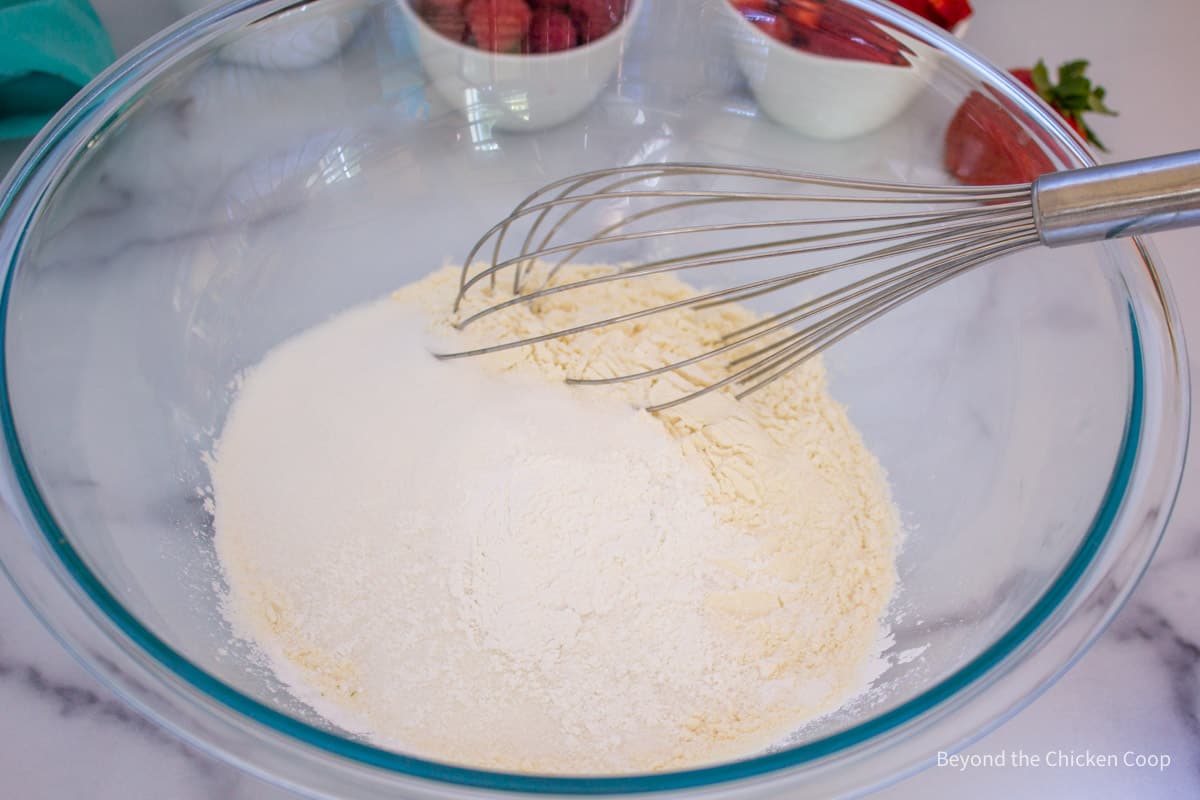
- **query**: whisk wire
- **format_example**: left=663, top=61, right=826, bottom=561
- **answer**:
left=489, top=203, right=1028, bottom=292
left=730, top=230, right=1038, bottom=382
left=628, top=230, right=1038, bottom=413
left=461, top=164, right=1030, bottom=305
left=695, top=208, right=1034, bottom=315
left=441, top=162, right=1043, bottom=410
left=454, top=203, right=1032, bottom=333
left=572, top=226, right=1035, bottom=411
left=727, top=235, right=1038, bottom=408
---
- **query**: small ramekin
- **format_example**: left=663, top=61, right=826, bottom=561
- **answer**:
left=397, top=0, right=642, bottom=132
left=724, top=1, right=967, bottom=139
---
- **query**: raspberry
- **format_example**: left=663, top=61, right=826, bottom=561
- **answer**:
left=566, top=0, right=625, bottom=43
left=465, top=0, right=533, bottom=52
left=529, top=7, right=578, bottom=51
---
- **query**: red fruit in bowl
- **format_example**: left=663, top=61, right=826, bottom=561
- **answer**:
left=465, top=0, right=533, bottom=52
left=568, top=0, right=625, bottom=43
left=791, top=3, right=909, bottom=65
left=420, top=0, right=468, bottom=41
left=927, top=0, right=971, bottom=28
left=731, top=0, right=774, bottom=10
left=529, top=7, right=578, bottom=51
left=888, top=0, right=934, bottom=20
left=739, top=7, right=793, bottom=43
left=730, top=1, right=914, bottom=65
left=779, top=0, right=822, bottom=28
left=888, top=0, right=971, bottom=31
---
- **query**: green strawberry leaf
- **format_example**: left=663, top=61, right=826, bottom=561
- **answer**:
left=1078, top=119, right=1107, bottom=151
left=1031, top=60, right=1053, bottom=96
left=1028, top=58, right=1117, bottom=151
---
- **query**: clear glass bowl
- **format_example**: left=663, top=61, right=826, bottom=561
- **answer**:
left=0, top=0, right=1188, bottom=797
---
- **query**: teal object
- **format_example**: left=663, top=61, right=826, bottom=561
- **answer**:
left=0, top=0, right=114, bottom=139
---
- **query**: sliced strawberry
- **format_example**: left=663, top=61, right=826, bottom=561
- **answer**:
left=791, top=4, right=909, bottom=65
left=529, top=7, right=578, bottom=51
left=779, top=0, right=821, bottom=29
left=732, top=0, right=776, bottom=11
left=740, top=8, right=793, bottom=42
left=927, top=0, right=971, bottom=28
left=888, top=0, right=935, bottom=17
left=568, top=0, right=625, bottom=43
left=799, top=28, right=904, bottom=64
left=886, top=0, right=971, bottom=32
left=419, top=0, right=468, bottom=41
left=428, top=10, right=468, bottom=40
left=465, top=0, right=533, bottom=52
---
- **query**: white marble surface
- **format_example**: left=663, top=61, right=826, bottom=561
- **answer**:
left=1, top=0, right=1199, bottom=797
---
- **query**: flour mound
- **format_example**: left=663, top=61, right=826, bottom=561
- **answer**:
left=210, top=264, right=898, bottom=774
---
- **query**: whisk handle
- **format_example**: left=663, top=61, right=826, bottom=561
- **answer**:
left=1032, top=149, right=1200, bottom=247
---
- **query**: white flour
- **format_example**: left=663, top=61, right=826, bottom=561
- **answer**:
left=210, top=264, right=899, bottom=774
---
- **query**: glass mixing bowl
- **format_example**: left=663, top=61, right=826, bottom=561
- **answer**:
left=0, top=0, right=1188, bottom=797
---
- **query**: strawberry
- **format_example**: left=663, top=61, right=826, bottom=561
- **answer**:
left=944, top=92, right=1055, bottom=185
left=888, top=0, right=935, bottom=19
left=419, top=0, right=468, bottom=41
left=1010, top=59, right=1116, bottom=151
left=529, top=7, right=578, bottom=51
left=567, top=0, right=625, bottom=43
left=886, top=0, right=971, bottom=31
left=465, top=0, right=533, bottom=52
left=927, top=0, right=971, bottom=28
left=944, top=59, right=1116, bottom=185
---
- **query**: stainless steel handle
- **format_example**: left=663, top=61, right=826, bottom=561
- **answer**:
left=1032, top=149, right=1200, bottom=247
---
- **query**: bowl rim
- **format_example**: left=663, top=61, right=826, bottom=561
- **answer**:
left=0, top=0, right=1189, bottom=796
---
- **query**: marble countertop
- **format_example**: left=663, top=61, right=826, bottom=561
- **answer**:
left=2, top=0, right=1198, bottom=797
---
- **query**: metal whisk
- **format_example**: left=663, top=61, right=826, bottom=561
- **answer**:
left=440, top=151, right=1200, bottom=411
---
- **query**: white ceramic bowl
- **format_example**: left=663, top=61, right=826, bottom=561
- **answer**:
left=397, top=0, right=642, bottom=132
left=724, top=1, right=966, bottom=139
